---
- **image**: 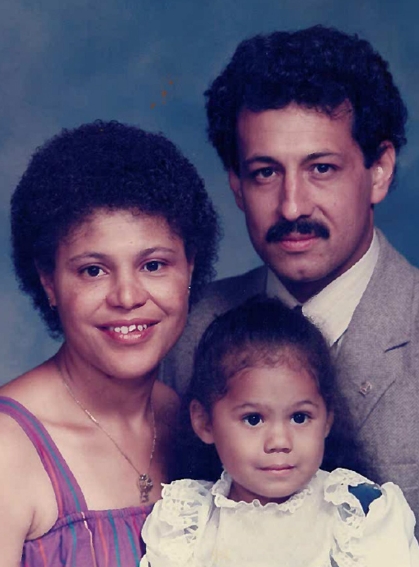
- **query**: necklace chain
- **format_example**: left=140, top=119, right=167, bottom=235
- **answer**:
left=58, top=361, right=156, bottom=504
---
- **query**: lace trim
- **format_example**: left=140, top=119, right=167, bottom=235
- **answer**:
left=324, top=468, right=380, bottom=567
left=156, top=479, right=213, bottom=564
left=211, top=470, right=314, bottom=514
left=159, top=478, right=212, bottom=527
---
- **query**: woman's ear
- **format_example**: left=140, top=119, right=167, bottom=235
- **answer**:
left=187, top=254, right=195, bottom=282
left=325, top=411, right=334, bottom=439
left=38, top=270, right=57, bottom=308
left=189, top=399, right=214, bottom=445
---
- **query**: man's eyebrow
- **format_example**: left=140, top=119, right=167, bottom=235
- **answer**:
left=242, top=156, right=279, bottom=168
left=242, top=151, right=341, bottom=169
left=302, top=151, right=341, bottom=164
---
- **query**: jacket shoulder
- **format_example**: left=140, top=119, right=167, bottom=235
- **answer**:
left=185, top=266, right=267, bottom=341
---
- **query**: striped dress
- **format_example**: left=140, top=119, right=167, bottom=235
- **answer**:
left=0, top=396, right=152, bottom=567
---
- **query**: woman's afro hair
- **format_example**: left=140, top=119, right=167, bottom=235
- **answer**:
left=11, top=120, right=220, bottom=336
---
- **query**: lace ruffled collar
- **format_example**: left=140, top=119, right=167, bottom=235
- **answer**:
left=211, top=469, right=315, bottom=513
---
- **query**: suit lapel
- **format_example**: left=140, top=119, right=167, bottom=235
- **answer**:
left=335, top=231, right=415, bottom=428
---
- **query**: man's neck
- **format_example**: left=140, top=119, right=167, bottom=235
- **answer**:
left=279, top=266, right=358, bottom=303
left=279, top=274, right=337, bottom=304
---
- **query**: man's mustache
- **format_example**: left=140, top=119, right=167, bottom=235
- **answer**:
left=266, top=219, right=330, bottom=243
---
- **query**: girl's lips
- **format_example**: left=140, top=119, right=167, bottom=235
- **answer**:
left=259, top=465, right=295, bottom=476
left=261, top=465, right=294, bottom=471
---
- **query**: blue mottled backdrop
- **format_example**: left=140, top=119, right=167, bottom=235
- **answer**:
left=1, top=0, right=418, bottom=383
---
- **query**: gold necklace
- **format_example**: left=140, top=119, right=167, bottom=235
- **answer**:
left=57, top=361, right=156, bottom=504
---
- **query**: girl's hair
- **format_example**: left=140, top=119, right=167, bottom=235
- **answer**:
left=172, top=296, right=374, bottom=482
left=11, top=120, right=220, bottom=337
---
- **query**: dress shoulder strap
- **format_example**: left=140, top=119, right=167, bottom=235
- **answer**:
left=0, top=396, right=88, bottom=517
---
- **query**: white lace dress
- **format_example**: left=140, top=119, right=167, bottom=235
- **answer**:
left=140, top=468, right=419, bottom=567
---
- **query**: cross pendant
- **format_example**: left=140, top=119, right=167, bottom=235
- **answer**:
left=138, top=473, right=153, bottom=503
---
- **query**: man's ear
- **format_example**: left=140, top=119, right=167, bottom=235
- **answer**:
left=38, top=270, right=57, bottom=308
left=228, top=169, right=244, bottom=211
left=370, top=142, right=396, bottom=205
left=190, top=399, right=214, bottom=445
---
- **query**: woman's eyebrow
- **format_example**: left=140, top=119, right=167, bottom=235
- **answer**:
left=67, top=246, right=178, bottom=264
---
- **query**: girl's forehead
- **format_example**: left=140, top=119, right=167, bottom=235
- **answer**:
left=223, top=344, right=312, bottom=380
left=219, top=363, right=325, bottom=409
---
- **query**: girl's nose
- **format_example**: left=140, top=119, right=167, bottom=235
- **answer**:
left=264, top=423, right=292, bottom=454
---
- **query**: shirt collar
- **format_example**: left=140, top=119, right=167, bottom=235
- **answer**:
left=266, top=230, right=380, bottom=346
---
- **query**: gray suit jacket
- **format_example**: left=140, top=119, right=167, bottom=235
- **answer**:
left=161, top=230, right=419, bottom=522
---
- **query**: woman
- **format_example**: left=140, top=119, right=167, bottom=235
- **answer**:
left=0, top=120, right=218, bottom=566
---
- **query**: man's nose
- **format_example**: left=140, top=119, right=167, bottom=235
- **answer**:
left=277, top=172, right=314, bottom=221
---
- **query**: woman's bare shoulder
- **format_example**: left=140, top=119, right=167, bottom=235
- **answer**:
left=0, top=362, right=59, bottom=480
left=0, top=358, right=59, bottom=411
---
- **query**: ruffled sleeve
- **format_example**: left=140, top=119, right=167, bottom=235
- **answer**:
left=324, top=468, right=419, bottom=567
left=140, top=478, right=214, bottom=567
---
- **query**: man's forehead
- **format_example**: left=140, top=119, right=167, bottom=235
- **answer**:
left=237, top=101, right=354, bottom=129
left=235, top=101, right=358, bottom=161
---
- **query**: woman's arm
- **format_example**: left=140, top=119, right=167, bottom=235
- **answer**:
left=0, top=413, right=56, bottom=566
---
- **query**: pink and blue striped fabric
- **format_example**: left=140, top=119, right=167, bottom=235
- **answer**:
left=0, top=396, right=152, bottom=567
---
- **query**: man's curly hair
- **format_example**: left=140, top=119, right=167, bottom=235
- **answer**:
left=205, top=25, right=407, bottom=175
left=11, top=120, right=220, bottom=337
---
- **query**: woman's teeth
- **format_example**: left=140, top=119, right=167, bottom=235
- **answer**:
left=110, top=324, right=148, bottom=334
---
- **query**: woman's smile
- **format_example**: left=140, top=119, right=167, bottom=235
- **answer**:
left=101, top=321, right=156, bottom=344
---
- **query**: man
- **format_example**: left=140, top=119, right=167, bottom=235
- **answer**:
left=162, top=26, right=419, bottom=522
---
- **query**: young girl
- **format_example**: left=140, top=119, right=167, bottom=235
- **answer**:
left=141, top=297, right=419, bottom=566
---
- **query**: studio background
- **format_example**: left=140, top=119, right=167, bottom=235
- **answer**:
left=1, top=0, right=418, bottom=384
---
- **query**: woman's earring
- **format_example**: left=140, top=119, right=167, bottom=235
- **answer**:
left=187, top=285, right=191, bottom=294
left=47, top=296, right=56, bottom=310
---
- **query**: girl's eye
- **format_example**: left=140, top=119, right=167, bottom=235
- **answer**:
left=243, top=413, right=263, bottom=427
left=143, top=260, right=164, bottom=273
left=291, top=412, right=310, bottom=425
left=82, top=265, right=105, bottom=278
